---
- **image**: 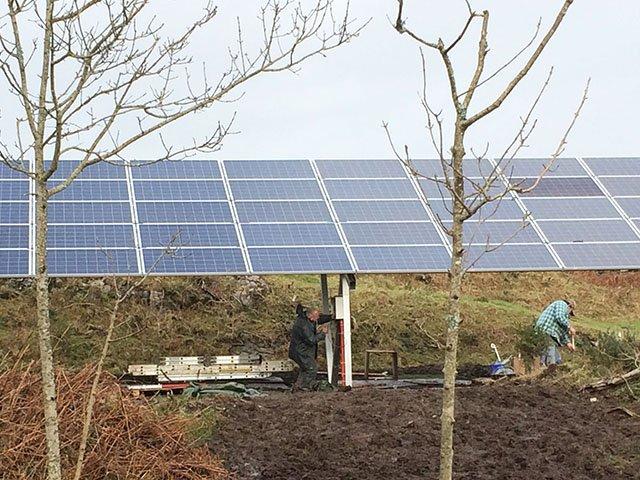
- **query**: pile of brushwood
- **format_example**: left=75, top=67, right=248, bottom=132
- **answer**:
left=0, top=363, right=228, bottom=479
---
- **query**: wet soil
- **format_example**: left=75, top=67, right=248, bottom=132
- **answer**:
left=209, top=382, right=639, bottom=480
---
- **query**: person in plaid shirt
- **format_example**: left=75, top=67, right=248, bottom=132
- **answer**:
left=535, top=299, right=576, bottom=366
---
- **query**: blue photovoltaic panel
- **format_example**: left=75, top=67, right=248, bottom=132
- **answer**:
left=418, top=178, right=506, bottom=199
left=324, top=179, right=417, bottom=200
left=614, top=198, right=640, bottom=218
left=466, top=244, right=558, bottom=270
left=230, top=180, right=322, bottom=200
left=598, top=177, right=640, bottom=197
left=48, top=225, right=135, bottom=248
left=235, top=201, right=331, bottom=223
left=46, top=160, right=127, bottom=179
left=428, top=198, right=524, bottom=221
left=131, top=160, right=221, bottom=179
left=249, top=247, right=351, bottom=273
left=0, top=162, right=29, bottom=179
left=0, top=202, right=29, bottom=223
left=342, top=222, right=442, bottom=246
left=537, top=220, right=639, bottom=242
left=143, top=248, right=246, bottom=274
left=49, top=202, right=132, bottom=223
left=225, top=160, right=314, bottom=179
left=351, top=245, right=450, bottom=272
left=0, top=181, right=29, bottom=200
left=134, top=180, right=226, bottom=201
left=47, top=249, right=138, bottom=275
left=521, top=198, right=620, bottom=219
left=243, top=223, right=341, bottom=247
left=441, top=221, right=543, bottom=245
left=513, top=177, right=603, bottom=197
left=136, top=202, right=232, bottom=223
left=500, top=158, right=586, bottom=177
left=0, top=250, right=29, bottom=275
left=48, top=180, right=128, bottom=201
left=553, top=243, right=640, bottom=269
left=411, top=159, right=496, bottom=179
left=316, top=159, right=407, bottom=178
left=332, top=200, right=429, bottom=222
left=585, top=157, right=640, bottom=176
left=140, top=224, right=239, bottom=248
left=0, top=226, right=28, bottom=248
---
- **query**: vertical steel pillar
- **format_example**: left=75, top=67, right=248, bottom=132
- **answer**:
left=321, top=274, right=335, bottom=384
left=340, top=274, right=353, bottom=387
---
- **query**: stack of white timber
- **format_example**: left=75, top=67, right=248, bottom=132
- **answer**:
left=128, top=355, right=295, bottom=383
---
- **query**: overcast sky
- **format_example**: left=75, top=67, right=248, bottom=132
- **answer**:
left=3, top=1, right=639, bottom=161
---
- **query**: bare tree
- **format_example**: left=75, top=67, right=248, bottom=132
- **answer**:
left=0, top=1, right=364, bottom=478
left=387, top=1, right=586, bottom=479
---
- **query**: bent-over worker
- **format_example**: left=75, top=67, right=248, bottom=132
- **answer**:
left=535, top=299, right=576, bottom=366
left=288, top=304, right=332, bottom=390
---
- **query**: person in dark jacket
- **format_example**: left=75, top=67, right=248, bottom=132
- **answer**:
left=289, top=304, right=332, bottom=390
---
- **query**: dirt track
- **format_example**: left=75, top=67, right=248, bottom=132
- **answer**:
left=209, top=383, right=639, bottom=480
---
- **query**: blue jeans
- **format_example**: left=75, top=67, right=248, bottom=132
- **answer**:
left=541, top=337, right=562, bottom=366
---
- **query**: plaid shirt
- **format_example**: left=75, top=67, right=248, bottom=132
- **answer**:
left=535, top=300, right=571, bottom=346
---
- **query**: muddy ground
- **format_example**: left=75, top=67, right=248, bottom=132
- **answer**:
left=209, top=382, right=639, bottom=480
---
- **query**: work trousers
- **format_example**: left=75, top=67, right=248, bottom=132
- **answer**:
left=292, top=354, right=318, bottom=390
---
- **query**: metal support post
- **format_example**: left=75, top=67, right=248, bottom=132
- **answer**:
left=340, top=274, right=353, bottom=387
left=321, top=274, right=336, bottom=384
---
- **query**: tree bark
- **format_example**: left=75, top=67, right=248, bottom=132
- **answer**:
left=439, top=123, right=466, bottom=480
left=34, top=178, right=62, bottom=480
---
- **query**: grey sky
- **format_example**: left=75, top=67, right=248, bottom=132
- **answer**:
left=2, top=1, right=639, bottom=161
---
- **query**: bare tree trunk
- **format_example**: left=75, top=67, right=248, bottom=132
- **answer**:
left=34, top=178, right=62, bottom=480
left=439, top=125, right=466, bottom=480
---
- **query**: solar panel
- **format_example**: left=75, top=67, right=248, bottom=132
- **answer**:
left=143, top=248, right=246, bottom=274
left=499, top=158, right=587, bottom=177
left=0, top=162, right=29, bottom=179
left=332, top=200, right=429, bottom=222
left=243, top=223, right=342, bottom=247
left=230, top=179, right=323, bottom=200
left=134, top=180, right=227, bottom=201
left=47, top=160, right=127, bottom=179
left=47, top=249, right=138, bottom=275
left=553, top=243, right=640, bottom=269
left=4, top=157, right=640, bottom=276
left=0, top=202, right=29, bottom=223
left=0, top=180, right=29, bottom=200
left=428, top=198, right=525, bottom=221
left=618, top=199, right=640, bottom=218
left=248, top=247, right=351, bottom=273
left=235, top=201, right=332, bottom=223
left=342, top=222, right=442, bottom=246
left=441, top=220, right=543, bottom=245
left=521, top=198, right=620, bottom=219
left=131, top=160, right=221, bottom=179
left=465, top=244, right=558, bottom=270
left=350, top=245, right=450, bottom=272
left=316, top=159, right=407, bottom=178
left=0, top=249, right=29, bottom=276
left=411, top=159, right=496, bottom=179
left=0, top=226, right=29, bottom=248
left=140, top=224, right=239, bottom=248
left=324, top=179, right=417, bottom=199
left=598, top=177, right=640, bottom=197
left=584, top=157, right=640, bottom=176
left=513, top=177, right=603, bottom=197
left=48, top=225, right=135, bottom=248
left=537, top=219, right=639, bottom=242
left=418, top=178, right=507, bottom=199
left=48, top=180, right=129, bottom=201
left=225, top=160, right=314, bottom=179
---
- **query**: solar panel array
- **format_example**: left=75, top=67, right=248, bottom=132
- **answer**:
left=1, top=157, right=639, bottom=276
